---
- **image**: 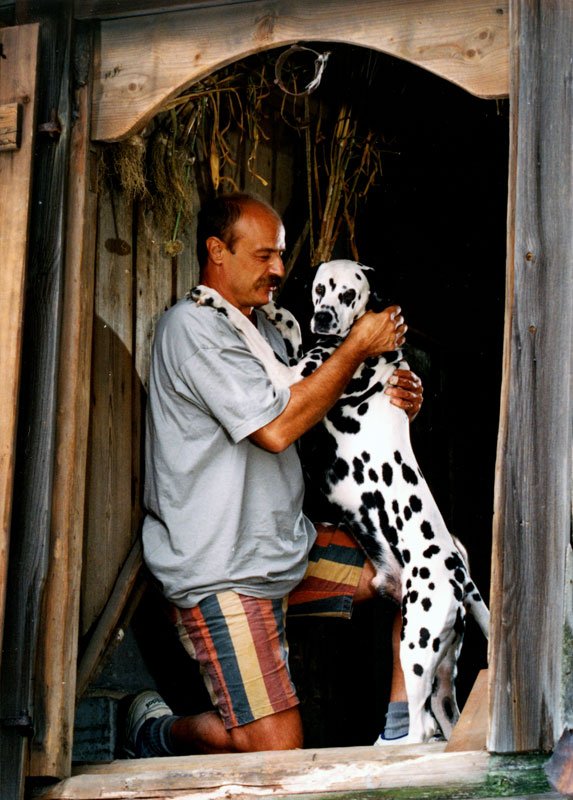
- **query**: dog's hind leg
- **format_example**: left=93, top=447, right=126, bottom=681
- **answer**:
left=430, top=632, right=463, bottom=740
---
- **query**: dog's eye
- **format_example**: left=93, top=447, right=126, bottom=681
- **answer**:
left=340, top=289, right=356, bottom=306
left=315, top=283, right=325, bottom=298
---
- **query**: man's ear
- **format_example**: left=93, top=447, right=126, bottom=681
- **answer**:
left=206, top=236, right=225, bottom=264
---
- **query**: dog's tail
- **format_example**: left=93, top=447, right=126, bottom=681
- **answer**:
left=466, top=591, right=490, bottom=640
left=452, top=535, right=490, bottom=640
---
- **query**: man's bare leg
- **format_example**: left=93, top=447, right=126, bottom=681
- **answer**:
left=169, top=706, right=303, bottom=754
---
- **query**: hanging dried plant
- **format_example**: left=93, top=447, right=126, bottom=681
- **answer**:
left=108, top=134, right=148, bottom=199
left=102, top=48, right=387, bottom=270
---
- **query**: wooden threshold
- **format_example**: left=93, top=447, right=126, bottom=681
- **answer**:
left=31, top=743, right=555, bottom=800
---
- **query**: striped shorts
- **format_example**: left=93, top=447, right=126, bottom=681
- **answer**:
left=170, top=524, right=365, bottom=729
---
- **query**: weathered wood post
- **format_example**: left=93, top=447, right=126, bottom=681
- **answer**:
left=489, top=0, right=573, bottom=752
left=0, top=0, right=77, bottom=795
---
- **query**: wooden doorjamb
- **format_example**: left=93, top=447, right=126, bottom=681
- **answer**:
left=489, top=0, right=573, bottom=753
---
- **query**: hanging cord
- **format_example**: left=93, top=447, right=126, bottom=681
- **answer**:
left=274, top=44, right=330, bottom=97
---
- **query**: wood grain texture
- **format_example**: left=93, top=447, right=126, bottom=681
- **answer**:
left=445, top=669, right=488, bottom=752
left=74, top=0, right=249, bottom=19
left=31, top=748, right=557, bottom=800
left=82, top=184, right=135, bottom=637
left=92, top=0, right=509, bottom=142
left=0, top=7, right=74, bottom=797
left=0, top=101, right=22, bottom=150
left=29, top=25, right=97, bottom=781
left=76, top=538, right=144, bottom=699
left=489, top=0, right=573, bottom=753
left=0, top=19, right=39, bottom=673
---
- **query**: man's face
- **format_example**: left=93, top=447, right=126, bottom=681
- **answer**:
left=217, top=204, right=286, bottom=313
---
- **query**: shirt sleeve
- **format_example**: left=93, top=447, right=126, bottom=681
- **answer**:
left=171, top=307, right=290, bottom=443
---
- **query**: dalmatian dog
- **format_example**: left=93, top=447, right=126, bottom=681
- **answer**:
left=190, top=264, right=489, bottom=744
left=264, top=260, right=490, bottom=744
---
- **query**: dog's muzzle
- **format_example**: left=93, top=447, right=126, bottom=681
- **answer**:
left=312, top=308, right=338, bottom=334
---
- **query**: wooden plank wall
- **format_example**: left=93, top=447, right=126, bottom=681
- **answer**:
left=80, top=134, right=291, bottom=646
left=0, top=21, right=39, bottom=669
left=489, top=0, right=573, bottom=753
left=0, top=5, right=76, bottom=798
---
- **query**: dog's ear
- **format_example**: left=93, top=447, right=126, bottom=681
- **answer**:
left=357, top=265, right=387, bottom=313
left=367, top=285, right=387, bottom=313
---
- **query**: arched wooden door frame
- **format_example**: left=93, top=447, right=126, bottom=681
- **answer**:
left=33, top=0, right=573, bottom=787
left=90, top=0, right=509, bottom=143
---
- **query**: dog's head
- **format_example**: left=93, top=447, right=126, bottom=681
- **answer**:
left=311, top=259, right=378, bottom=336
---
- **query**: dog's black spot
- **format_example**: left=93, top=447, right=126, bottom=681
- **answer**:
left=382, top=463, right=393, bottom=486
left=428, top=582, right=435, bottom=590
left=442, top=697, right=454, bottom=721
left=396, top=516, right=403, bottom=530
left=329, top=457, right=349, bottom=484
left=358, top=403, right=369, bottom=415
left=404, top=506, right=412, bottom=521
left=419, top=567, right=430, bottom=579
left=423, top=545, right=440, bottom=559
left=472, top=592, right=483, bottom=602
left=409, top=643, right=415, bottom=649
left=421, top=521, right=435, bottom=539
left=412, top=567, right=418, bottom=577
left=406, top=578, right=412, bottom=589
left=419, top=627, right=430, bottom=648
left=409, top=495, right=422, bottom=513
left=432, top=637, right=440, bottom=652
left=454, top=608, right=466, bottom=635
left=362, top=451, right=371, bottom=463
left=409, top=590, right=418, bottom=603
left=454, top=568, right=466, bottom=584
left=450, top=579, right=463, bottom=601
left=394, top=450, right=403, bottom=465
left=465, top=581, right=475, bottom=594
left=422, top=598, right=432, bottom=611
left=352, top=457, right=365, bottom=484
left=340, top=288, right=357, bottom=306
left=392, top=499, right=399, bottom=514
left=413, top=664, right=424, bottom=676
left=445, top=553, right=465, bottom=572
left=402, top=463, right=418, bottom=485
left=403, top=548, right=411, bottom=563
left=368, top=468, right=378, bottom=482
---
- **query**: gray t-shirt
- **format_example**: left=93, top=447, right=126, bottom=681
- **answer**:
left=142, top=297, right=316, bottom=608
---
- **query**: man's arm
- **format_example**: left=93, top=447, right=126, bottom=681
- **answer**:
left=250, top=306, right=406, bottom=453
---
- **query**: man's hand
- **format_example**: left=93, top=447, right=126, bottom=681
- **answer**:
left=346, top=305, right=407, bottom=359
left=386, top=369, right=423, bottom=422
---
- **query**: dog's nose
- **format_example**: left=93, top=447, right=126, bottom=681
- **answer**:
left=313, top=309, right=334, bottom=332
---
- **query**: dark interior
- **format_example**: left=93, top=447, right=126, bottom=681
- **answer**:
left=84, top=44, right=508, bottom=755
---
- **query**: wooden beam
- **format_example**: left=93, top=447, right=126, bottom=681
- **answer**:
left=76, top=539, right=144, bottom=700
left=92, top=0, right=509, bottom=142
left=28, top=23, right=97, bottom=781
left=28, top=746, right=556, bottom=800
left=489, top=0, right=573, bottom=753
left=74, top=0, right=250, bottom=20
left=0, top=19, right=39, bottom=676
left=0, top=101, right=22, bottom=150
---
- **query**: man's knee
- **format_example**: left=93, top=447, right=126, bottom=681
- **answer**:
left=229, top=707, right=303, bottom=752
